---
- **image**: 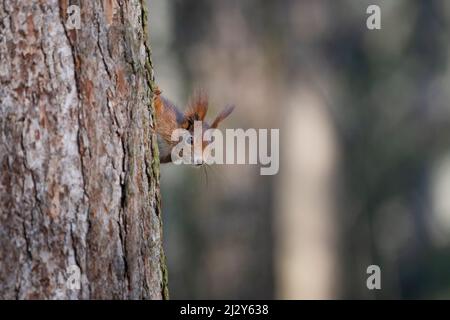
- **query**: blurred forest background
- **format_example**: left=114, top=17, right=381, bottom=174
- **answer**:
left=148, top=0, right=450, bottom=299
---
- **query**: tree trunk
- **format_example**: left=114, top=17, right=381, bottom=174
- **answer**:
left=0, top=0, right=168, bottom=299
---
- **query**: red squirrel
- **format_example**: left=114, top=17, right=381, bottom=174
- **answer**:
left=153, top=88, right=234, bottom=164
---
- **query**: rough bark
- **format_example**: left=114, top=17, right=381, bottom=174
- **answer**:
left=0, top=0, right=168, bottom=299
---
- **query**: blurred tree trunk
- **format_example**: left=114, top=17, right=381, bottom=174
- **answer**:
left=0, top=0, right=168, bottom=299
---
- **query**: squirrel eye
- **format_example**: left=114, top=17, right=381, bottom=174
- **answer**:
left=184, top=117, right=194, bottom=130
left=187, top=136, right=193, bottom=145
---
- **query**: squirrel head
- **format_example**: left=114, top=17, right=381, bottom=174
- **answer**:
left=154, top=89, right=235, bottom=164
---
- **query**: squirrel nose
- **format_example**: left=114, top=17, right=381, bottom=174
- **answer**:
left=194, top=159, right=204, bottom=167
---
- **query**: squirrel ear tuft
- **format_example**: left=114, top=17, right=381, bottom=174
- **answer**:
left=185, top=90, right=208, bottom=121
left=211, top=105, right=235, bottom=128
